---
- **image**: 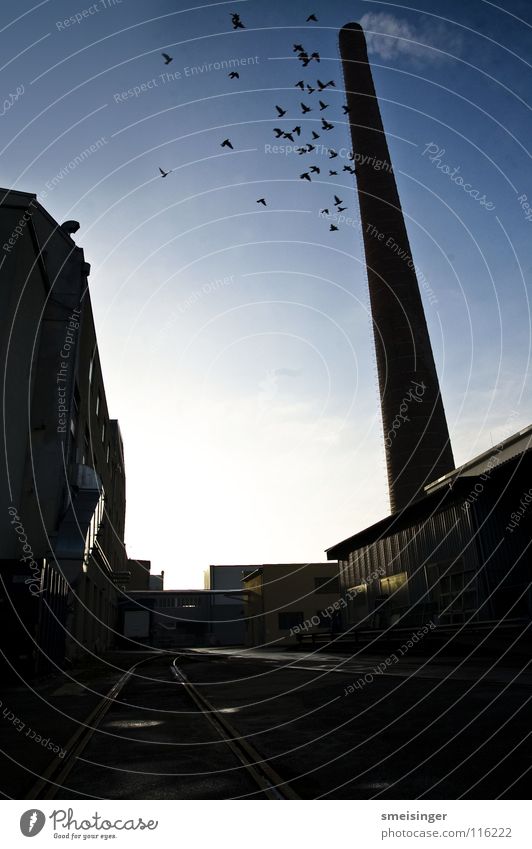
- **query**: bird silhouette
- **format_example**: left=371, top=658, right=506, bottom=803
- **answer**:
left=306, top=144, right=315, bottom=152
left=273, top=128, right=283, bottom=138
left=221, top=139, right=234, bottom=149
left=300, top=52, right=310, bottom=66
left=307, top=13, right=318, bottom=22
left=306, top=84, right=315, bottom=94
left=297, top=147, right=307, bottom=155
left=342, top=104, right=351, bottom=114
left=300, top=172, right=312, bottom=181
left=295, top=80, right=305, bottom=89
left=282, top=132, right=294, bottom=141
left=319, top=100, right=328, bottom=111
left=317, top=79, right=334, bottom=90
left=228, top=71, right=240, bottom=79
left=300, top=102, right=312, bottom=114
left=311, top=131, right=320, bottom=140
left=334, top=195, right=343, bottom=206
left=337, top=206, right=347, bottom=211
left=161, top=53, right=173, bottom=65
left=257, top=198, right=267, bottom=206
left=343, top=165, right=356, bottom=174
left=329, top=170, right=338, bottom=175
left=292, top=126, right=301, bottom=135
left=293, top=43, right=305, bottom=53
left=231, top=13, right=245, bottom=29
left=330, top=224, right=339, bottom=231
left=276, top=105, right=287, bottom=117
left=309, top=166, right=320, bottom=174
left=329, top=149, right=338, bottom=158
left=159, top=167, right=170, bottom=178
left=321, top=118, right=334, bottom=130
left=321, top=208, right=329, bottom=214
left=310, top=52, right=320, bottom=62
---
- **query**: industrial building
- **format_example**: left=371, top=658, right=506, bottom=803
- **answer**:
left=243, top=562, right=341, bottom=647
left=0, top=188, right=128, bottom=673
left=120, top=588, right=247, bottom=648
left=327, top=426, right=532, bottom=633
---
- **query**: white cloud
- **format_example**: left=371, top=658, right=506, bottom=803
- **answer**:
left=359, top=12, right=463, bottom=64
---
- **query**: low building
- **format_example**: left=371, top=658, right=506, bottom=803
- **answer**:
left=243, top=562, right=341, bottom=647
left=326, top=426, right=532, bottom=633
left=120, top=589, right=247, bottom=648
left=206, top=564, right=257, bottom=645
left=0, top=188, right=127, bottom=672
left=125, top=558, right=151, bottom=590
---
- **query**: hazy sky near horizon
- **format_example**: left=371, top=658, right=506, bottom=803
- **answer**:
left=2, top=0, right=531, bottom=587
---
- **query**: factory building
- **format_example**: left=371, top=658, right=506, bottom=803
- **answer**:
left=243, top=562, right=341, bottom=647
left=327, top=427, right=532, bottom=633
left=0, top=188, right=127, bottom=672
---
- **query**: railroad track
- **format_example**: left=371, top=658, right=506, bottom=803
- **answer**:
left=27, top=653, right=298, bottom=800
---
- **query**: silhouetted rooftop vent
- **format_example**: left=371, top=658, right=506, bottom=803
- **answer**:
left=61, top=220, right=80, bottom=235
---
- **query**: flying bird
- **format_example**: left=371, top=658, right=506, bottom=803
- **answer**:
left=300, top=102, right=312, bottom=114
left=275, top=105, right=287, bottom=117
left=306, top=144, right=315, bottom=152
left=321, top=118, right=334, bottom=130
left=321, top=208, right=329, bottom=215
left=306, top=84, right=315, bottom=94
left=273, top=128, right=283, bottom=138
left=329, top=149, right=338, bottom=158
left=337, top=206, right=347, bottom=211
left=282, top=132, right=294, bottom=141
left=295, top=80, right=305, bottom=89
left=231, top=12, right=245, bottom=29
left=310, top=52, right=320, bottom=62
left=297, top=147, right=307, bottom=155
left=334, top=195, right=343, bottom=206
left=300, top=172, right=312, bottom=181
left=158, top=167, right=170, bottom=178
left=293, top=43, right=305, bottom=53
left=307, top=13, right=318, bottom=22
left=317, top=79, right=330, bottom=90
left=342, top=104, right=351, bottom=114
left=343, top=165, right=356, bottom=174
left=329, top=170, right=338, bottom=175
left=311, top=131, right=320, bottom=140
left=330, top=224, right=339, bottom=231
left=257, top=198, right=267, bottom=206
left=228, top=71, right=240, bottom=79
left=161, top=53, right=173, bottom=65
left=309, top=165, right=320, bottom=174
left=292, top=125, right=301, bottom=135
left=319, top=100, right=328, bottom=111
left=299, top=52, right=310, bottom=66
left=221, top=139, right=234, bottom=149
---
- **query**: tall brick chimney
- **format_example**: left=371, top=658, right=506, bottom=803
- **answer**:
left=339, top=22, right=454, bottom=511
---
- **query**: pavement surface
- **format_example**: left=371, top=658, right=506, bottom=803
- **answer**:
left=0, top=645, right=530, bottom=799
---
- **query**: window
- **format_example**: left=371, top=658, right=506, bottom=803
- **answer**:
left=88, top=354, right=94, bottom=385
left=314, top=576, right=340, bottom=594
left=95, top=391, right=101, bottom=417
left=278, top=612, right=304, bottom=630
left=106, top=444, right=110, bottom=464
left=101, top=421, right=106, bottom=444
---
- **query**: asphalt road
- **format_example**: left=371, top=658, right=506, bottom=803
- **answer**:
left=1, top=646, right=530, bottom=799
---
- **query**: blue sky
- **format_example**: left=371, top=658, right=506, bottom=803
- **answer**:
left=2, top=0, right=531, bottom=587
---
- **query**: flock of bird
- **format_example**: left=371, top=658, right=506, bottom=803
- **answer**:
left=158, top=12, right=356, bottom=233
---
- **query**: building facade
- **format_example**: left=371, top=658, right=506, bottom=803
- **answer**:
left=243, top=562, right=341, bottom=647
left=0, top=188, right=127, bottom=672
left=327, top=427, right=532, bottom=632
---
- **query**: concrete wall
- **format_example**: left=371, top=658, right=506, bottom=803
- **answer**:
left=243, top=563, right=341, bottom=647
